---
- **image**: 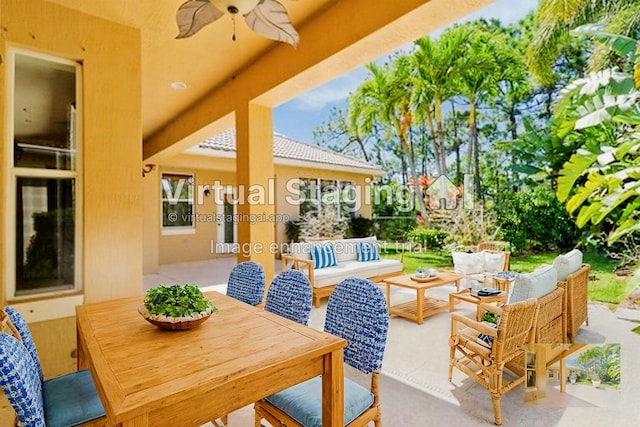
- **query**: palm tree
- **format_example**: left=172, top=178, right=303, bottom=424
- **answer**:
left=349, top=58, right=429, bottom=219
left=412, top=27, right=468, bottom=203
left=527, top=0, right=640, bottom=85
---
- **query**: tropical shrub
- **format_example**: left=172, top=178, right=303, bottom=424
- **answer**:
left=347, top=216, right=375, bottom=238
left=298, top=205, right=348, bottom=240
left=405, top=227, right=448, bottom=249
left=494, top=187, right=581, bottom=251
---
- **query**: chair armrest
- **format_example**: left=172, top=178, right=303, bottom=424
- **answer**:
left=451, top=312, right=498, bottom=337
left=281, top=254, right=316, bottom=286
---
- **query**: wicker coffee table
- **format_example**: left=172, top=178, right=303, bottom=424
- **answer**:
left=449, top=288, right=506, bottom=320
left=383, top=272, right=463, bottom=324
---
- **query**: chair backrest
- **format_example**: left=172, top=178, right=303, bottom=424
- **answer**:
left=0, top=333, right=46, bottom=425
left=491, top=298, right=538, bottom=362
left=478, top=241, right=510, bottom=252
left=324, top=278, right=389, bottom=374
left=264, top=270, right=313, bottom=325
left=4, top=306, right=44, bottom=382
left=226, top=261, right=266, bottom=306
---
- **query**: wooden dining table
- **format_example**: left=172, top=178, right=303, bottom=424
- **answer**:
left=76, top=291, right=347, bottom=427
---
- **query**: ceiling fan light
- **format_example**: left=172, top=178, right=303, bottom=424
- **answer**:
left=211, top=0, right=261, bottom=15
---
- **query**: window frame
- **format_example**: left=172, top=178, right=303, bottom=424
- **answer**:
left=298, top=177, right=357, bottom=218
left=4, top=49, right=83, bottom=301
left=160, top=171, right=196, bottom=235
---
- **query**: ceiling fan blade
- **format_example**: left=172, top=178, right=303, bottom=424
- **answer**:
left=244, top=0, right=300, bottom=47
left=176, top=0, right=224, bottom=39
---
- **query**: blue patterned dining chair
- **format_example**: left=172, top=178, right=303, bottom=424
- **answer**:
left=0, top=332, right=106, bottom=427
left=264, top=270, right=313, bottom=325
left=254, top=277, right=389, bottom=427
left=4, top=306, right=45, bottom=382
left=226, top=261, right=266, bottom=306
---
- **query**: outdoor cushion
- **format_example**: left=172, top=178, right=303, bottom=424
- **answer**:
left=484, top=251, right=506, bottom=273
left=508, top=264, right=558, bottom=304
left=553, top=249, right=583, bottom=281
left=311, top=243, right=338, bottom=269
left=452, top=252, right=484, bottom=275
left=290, top=242, right=313, bottom=260
left=313, top=259, right=402, bottom=288
left=357, top=241, right=380, bottom=262
left=43, top=369, right=105, bottom=427
left=264, top=375, right=374, bottom=427
left=334, top=236, right=377, bottom=263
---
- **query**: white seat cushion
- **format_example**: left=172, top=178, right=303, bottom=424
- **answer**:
left=508, top=264, right=558, bottom=304
left=483, top=251, right=506, bottom=273
left=552, top=249, right=583, bottom=281
left=452, top=252, right=484, bottom=275
left=313, top=259, right=402, bottom=288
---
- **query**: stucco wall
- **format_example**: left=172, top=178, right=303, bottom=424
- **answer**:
left=0, top=0, right=142, bottom=377
left=143, top=153, right=376, bottom=270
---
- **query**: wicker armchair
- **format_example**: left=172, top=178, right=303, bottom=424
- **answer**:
left=449, top=299, right=538, bottom=426
left=477, top=241, right=511, bottom=253
left=504, top=287, right=565, bottom=376
left=557, top=264, right=591, bottom=343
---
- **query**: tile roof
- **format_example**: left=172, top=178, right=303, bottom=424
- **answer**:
left=196, top=128, right=383, bottom=173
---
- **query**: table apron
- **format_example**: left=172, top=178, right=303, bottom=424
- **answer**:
left=109, top=355, right=326, bottom=427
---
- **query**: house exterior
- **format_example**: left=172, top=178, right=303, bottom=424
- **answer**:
left=145, top=128, right=384, bottom=272
left=0, top=0, right=494, bottom=383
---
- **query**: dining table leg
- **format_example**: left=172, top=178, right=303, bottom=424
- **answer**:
left=322, top=348, right=344, bottom=427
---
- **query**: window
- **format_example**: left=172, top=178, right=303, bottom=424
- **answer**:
left=161, top=173, right=195, bottom=233
left=7, top=51, right=81, bottom=299
left=298, top=178, right=357, bottom=218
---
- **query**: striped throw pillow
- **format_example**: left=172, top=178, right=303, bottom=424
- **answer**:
left=357, top=241, right=380, bottom=262
left=311, top=243, right=337, bottom=269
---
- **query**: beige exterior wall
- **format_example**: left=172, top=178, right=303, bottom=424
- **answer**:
left=275, top=165, right=374, bottom=245
left=0, top=0, right=142, bottom=377
left=143, top=154, right=377, bottom=271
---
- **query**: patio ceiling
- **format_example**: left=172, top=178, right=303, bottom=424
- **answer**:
left=46, top=0, right=495, bottom=160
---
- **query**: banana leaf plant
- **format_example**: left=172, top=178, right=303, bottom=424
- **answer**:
left=555, top=25, right=640, bottom=243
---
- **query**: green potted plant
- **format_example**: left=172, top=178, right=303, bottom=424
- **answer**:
left=138, top=284, right=217, bottom=330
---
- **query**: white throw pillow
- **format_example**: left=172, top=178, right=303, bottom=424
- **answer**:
left=552, top=249, right=583, bottom=281
left=508, top=264, right=558, bottom=304
left=483, top=251, right=506, bottom=273
left=452, top=252, right=484, bottom=275
left=290, top=242, right=311, bottom=260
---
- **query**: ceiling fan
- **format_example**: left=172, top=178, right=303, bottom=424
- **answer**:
left=176, top=0, right=300, bottom=47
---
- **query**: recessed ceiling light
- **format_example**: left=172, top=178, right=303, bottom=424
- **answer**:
left=170, top=81, right=187, bottom=90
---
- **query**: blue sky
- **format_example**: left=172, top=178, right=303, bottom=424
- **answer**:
left=273, top=0, right=539, bottom=144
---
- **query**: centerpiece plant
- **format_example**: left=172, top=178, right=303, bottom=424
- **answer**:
left=139, top=284, right=217, bottom=322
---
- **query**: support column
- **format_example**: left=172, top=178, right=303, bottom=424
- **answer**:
left=235, top=103, right=275, bottom=284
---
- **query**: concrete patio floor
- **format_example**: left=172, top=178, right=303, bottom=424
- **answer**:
left=144, top=258, right=640, bottom=426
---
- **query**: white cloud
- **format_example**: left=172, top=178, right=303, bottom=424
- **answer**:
left=292, top=70, right=368, bottom=111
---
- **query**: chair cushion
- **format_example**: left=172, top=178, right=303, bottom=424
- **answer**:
left=483, top=251, right=506, bottom=273
left=552, top=249, right=583, bottom=281
left=356, top=241, right=380, bottom=262
left=264, top=376, right=374, bottom=427
left=452, top=252, right=484, bottom=275
left=311, top=243, right=338, bottom=269
left=43, top=369, right=105, bottom=427
left=508, top=264, right=558, bottom=304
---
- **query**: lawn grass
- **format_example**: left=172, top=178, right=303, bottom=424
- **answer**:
left=379, top=246, right=638, bottom=305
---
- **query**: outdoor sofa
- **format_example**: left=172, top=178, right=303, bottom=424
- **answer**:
left=281, top=236, right=403, bottom=307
